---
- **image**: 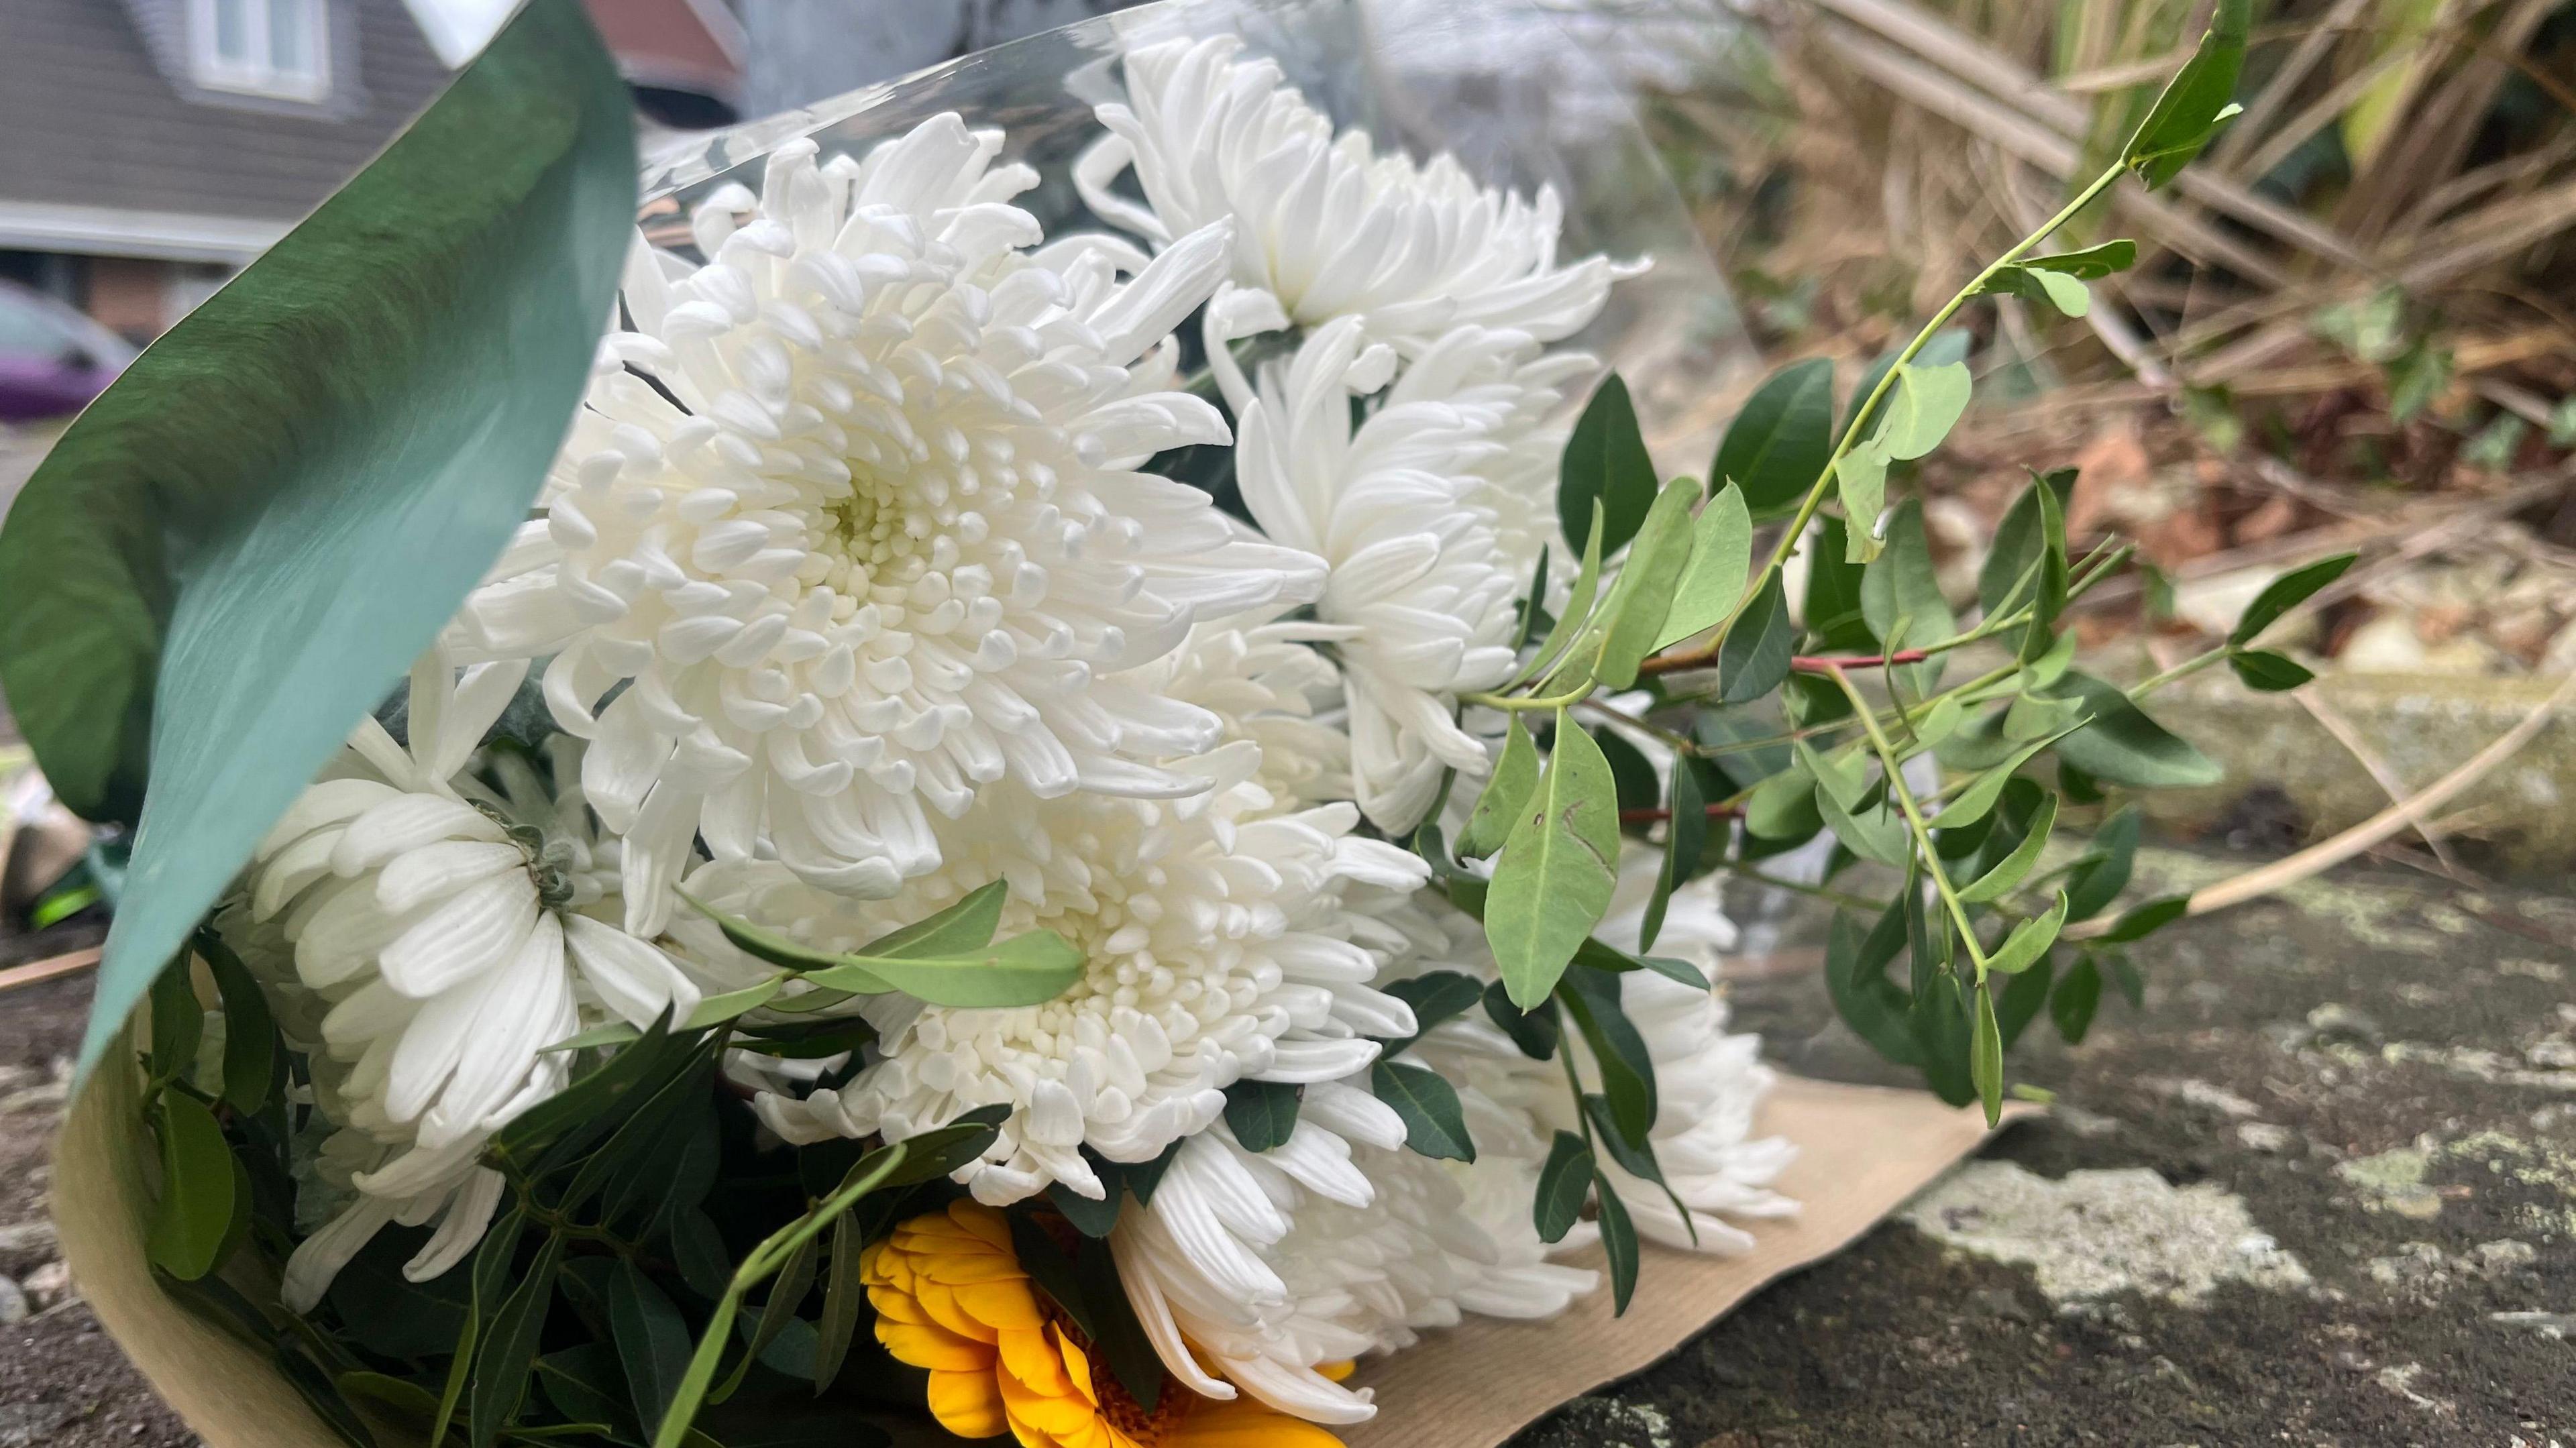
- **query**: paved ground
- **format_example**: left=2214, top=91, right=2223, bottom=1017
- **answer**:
left=0, top=847, right=2568, bottom=1447
left=1520, top=849, right=2576, bottom=1448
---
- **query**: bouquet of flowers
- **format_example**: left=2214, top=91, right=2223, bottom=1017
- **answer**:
left=3, top=2, right=2305, bottom=1445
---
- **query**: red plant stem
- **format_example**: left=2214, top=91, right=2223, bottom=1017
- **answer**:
left=1619, top=803, right=1746, bottom=825
left=1791, top=649, right=1931, bottom=671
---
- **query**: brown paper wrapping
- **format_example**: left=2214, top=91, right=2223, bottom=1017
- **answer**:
left=59, top=1071, right=2012, bottom=1448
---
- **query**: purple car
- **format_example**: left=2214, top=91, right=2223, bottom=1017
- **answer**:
left=0, top=281, right=138, bottom=423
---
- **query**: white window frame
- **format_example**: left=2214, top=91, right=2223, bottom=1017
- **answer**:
left=189, top=0, right=331, bottom=103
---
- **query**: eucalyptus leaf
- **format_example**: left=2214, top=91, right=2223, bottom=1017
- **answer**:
left=1594, top=478, right=1702, bottom=688
left=2046, top=672, right=2222, bottom=787
left=1381, top=970, right=1488, bottom=1051
left=856, top=879, right=1008, bottom=958
left=610, top=1259, right=694, bottom=1442
left=1930, top=730, right=2071, bottom=830
left=1827, top=908, right=1921, bottom=1066
left=2229, top=649, right=2316, bottom=691
left=1980, top=265, right=2090, bottom=317
left=1972, top=987, right=2004, bottom=1125
left=1557, top=966, right=1658, bottom=1146
left=2051, top=956, right=2104, bottom=1042
left=1222, top=1079, right=1303, bottom=1153
left=1719, top=574, right=1795, bottom=705
left=1986, top=892, right=2068, bottom=976
left=1833, top=442, right=1890, bottom=561
left=2230, top=552, right=2356, bottom=645
left=1462, top=716, right=1540, bottom=859
left=1595, top=1171, right=1640, bottom=1314
left=1654, top=482, right=1754, bottom=650
left=0, top=1, right=636, bottom=1075
left=1713, top=357, right=1835, bottom=520
left=1558, top=374, right=1658, bottom=557
left=147, top=1092, right=239, bottom=1282
left=1638, top=759, right=1706, bottom=952
left=1482, top=981, right=1561, bottom=1061
left=1487, top=714, right=1621, bottom=1007
left=2123, top=0, right=2251, bottom=186
left=1532, top=1132, right=1594, bottom=1244
left=1519, top=500, right=1605, bottom=687
left=197, top=935, right=277, bottom=1115
left=2094, top=894, right=2192, bottom=944
left=2063, top=805, right=2143, bottom=922
left=1859, top=498, right=1956, bottom=655
left=2023, top=240, right=2138, bottom=278
left=471, top=1235, right=564, bottom=1447
left=1815, top=781, right=1911, bottom=869
left=1957, top=791, right=2059, bottom=903
left=1979, top=468, right=2076, bottom=617
left=1371, top=1060, right=1476, bottom=1162
left=1884, top=361, right=1972, bottom=461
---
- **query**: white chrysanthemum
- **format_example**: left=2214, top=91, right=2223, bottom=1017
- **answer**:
left=1114, top=598, right=1350, bottom=812
left=1078, top=34, right=1644, bottom=357
left=708, top=739, right=1429, bottom=1205
left=231, top=651, right=702, bottom=1311
left=1234, top=317, right=1587, bottom=832
left=446, top=113, right=1323, bottom=933
left=1112, top=1103, right=1598, bottom=1425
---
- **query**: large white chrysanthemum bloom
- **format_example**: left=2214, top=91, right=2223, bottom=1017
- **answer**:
left=1234, top=317, right=1587, bottom=832
left=707, top=738, right=1428, bottom=1206
left=1112, top=598, right=1351, bottom=812
left=230, top=651, right=702, bottom=1310
left=1112, top=1106, right=1598, bottom=1425
left=447, top=114, right=1324, bottom=933
left=1077, top=34, right=1644, bottom=357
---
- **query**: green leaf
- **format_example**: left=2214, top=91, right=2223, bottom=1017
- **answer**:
left=1815, top=777, right=1910, bottom=869
left=1559, top=373, right=1658, bottom=557
left=1972, top=988, right=2004, bottom=1125
left=1713, top=357, right=1836, bottom=521
left=2229, top=649, right=2314, bottom=691
left=2023, top=240, right=2138, bottom=278
left=856, top=879, right=1008, bottom=958
left=1743, top=759, right=1822, bottom=841
left=147, top=1092, right=239, bottom=1281
left=1487, top=712, right=1622, bottom=1007
left=196, top=936, right=276, bottom=1115
left=2229, top=552, right=2356, bottom=645
left=1805, top=514, right=1878, bottom=651
left=1980, top=265, right=2091, bottom=317
left=808, top=932, right=1085, bottom=1009
left=2105, top=950, right=2147, bottom=1008
left=1557, top=966, right=1658, bottom=1146
left=2094, top=894, right=2191, bottom=944
left=1222, top=1080, right=1303, bottom=1153
left=1007, top=1213, right=1095, bottom=1343
left=1884, top=361, right=1972, bottom=461
left=1482, top=981, right=1560, bottom=1061
left=1833, top=442, right=1890, bottom=561
left=1593, top=478, right=1702, bottom=688
left=0, top=2, right=635, bottom=1077
left=1519, top=500, right=1605, bottom=687
left=2019, top=483, right=2071, bottom=664
left=1827, top=909, right=1921, bottom=1066
left=1513, top=546, right=1550, bottom=651
left=1461, top=716, right=1540, bottom=859
left=1910, top=976, right=1978, bottom=1107
left=1979, top=469, right=2075, bottom=617
left=1074, top=1237, right=1166, bottom=1413
left=1532, top=1133, right=1595, bottom=1244
left=2045, top=671, right=2221, bottom=787
left=2063, top=805, right=2141, bottom=922
left=1996, top=953, right=2055, bottom=1048
left=1859, top=499, right=1957, bottom=655
left=812, top=1209, right=866, bottom=1395
left=1719, top=573, right=1795, bottom=705
left=610, top=1258, right=694, bottom=1443
left=1931, top=731, right=2070, bottom=830
left=1381, top=970, right=1489, bottom=1052
left=1371, top=1060, right=1476, bottom=1162
left=2122, top=0, right=2250, bottom=186
left=1593, top=724, right=1660, bottom=818
left=2050, top=956, right=2104, bottom=1042
left=1595, top=1170, right=1640, bottom=1314
left=1986, top=893, right=2068, bottom=975
left=1957, top=791, right=2058, bottom=903
left=1656, top=482, right=1754, bottom=651
left=1846, top=329, right=1971, bottom=441
left=471, top=1235, right=564, bottom=1447
left=1639, top=759, right=1707, bottom=952
left=146, top=955, right=203, bottom=1083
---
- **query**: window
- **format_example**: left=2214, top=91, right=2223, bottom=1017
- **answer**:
left=190, top=0, right=329, bottom=102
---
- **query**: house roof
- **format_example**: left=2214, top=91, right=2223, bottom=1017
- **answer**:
left=0, top=0, right=452, bottom=263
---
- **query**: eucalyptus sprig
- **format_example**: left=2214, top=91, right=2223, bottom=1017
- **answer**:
left=1431, top=10, right=2294, bottom=1308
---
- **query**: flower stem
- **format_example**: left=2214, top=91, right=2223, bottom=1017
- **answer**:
left=1823, top=664, right=1990, bottom=979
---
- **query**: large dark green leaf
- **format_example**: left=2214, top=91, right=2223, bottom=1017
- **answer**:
left=2123, top=0, right=2251, bottom=187
left=1558, top=374, right=1658, bottom=557
left=2047, top=672, right=2222, bottom=788
left=0, top=1, right=635, bottom=1074
left=1713, top=358, right=1835, bottom=520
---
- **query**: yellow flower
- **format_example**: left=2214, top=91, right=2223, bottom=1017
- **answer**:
left=863, top=1200, right=1348, bottom=1448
